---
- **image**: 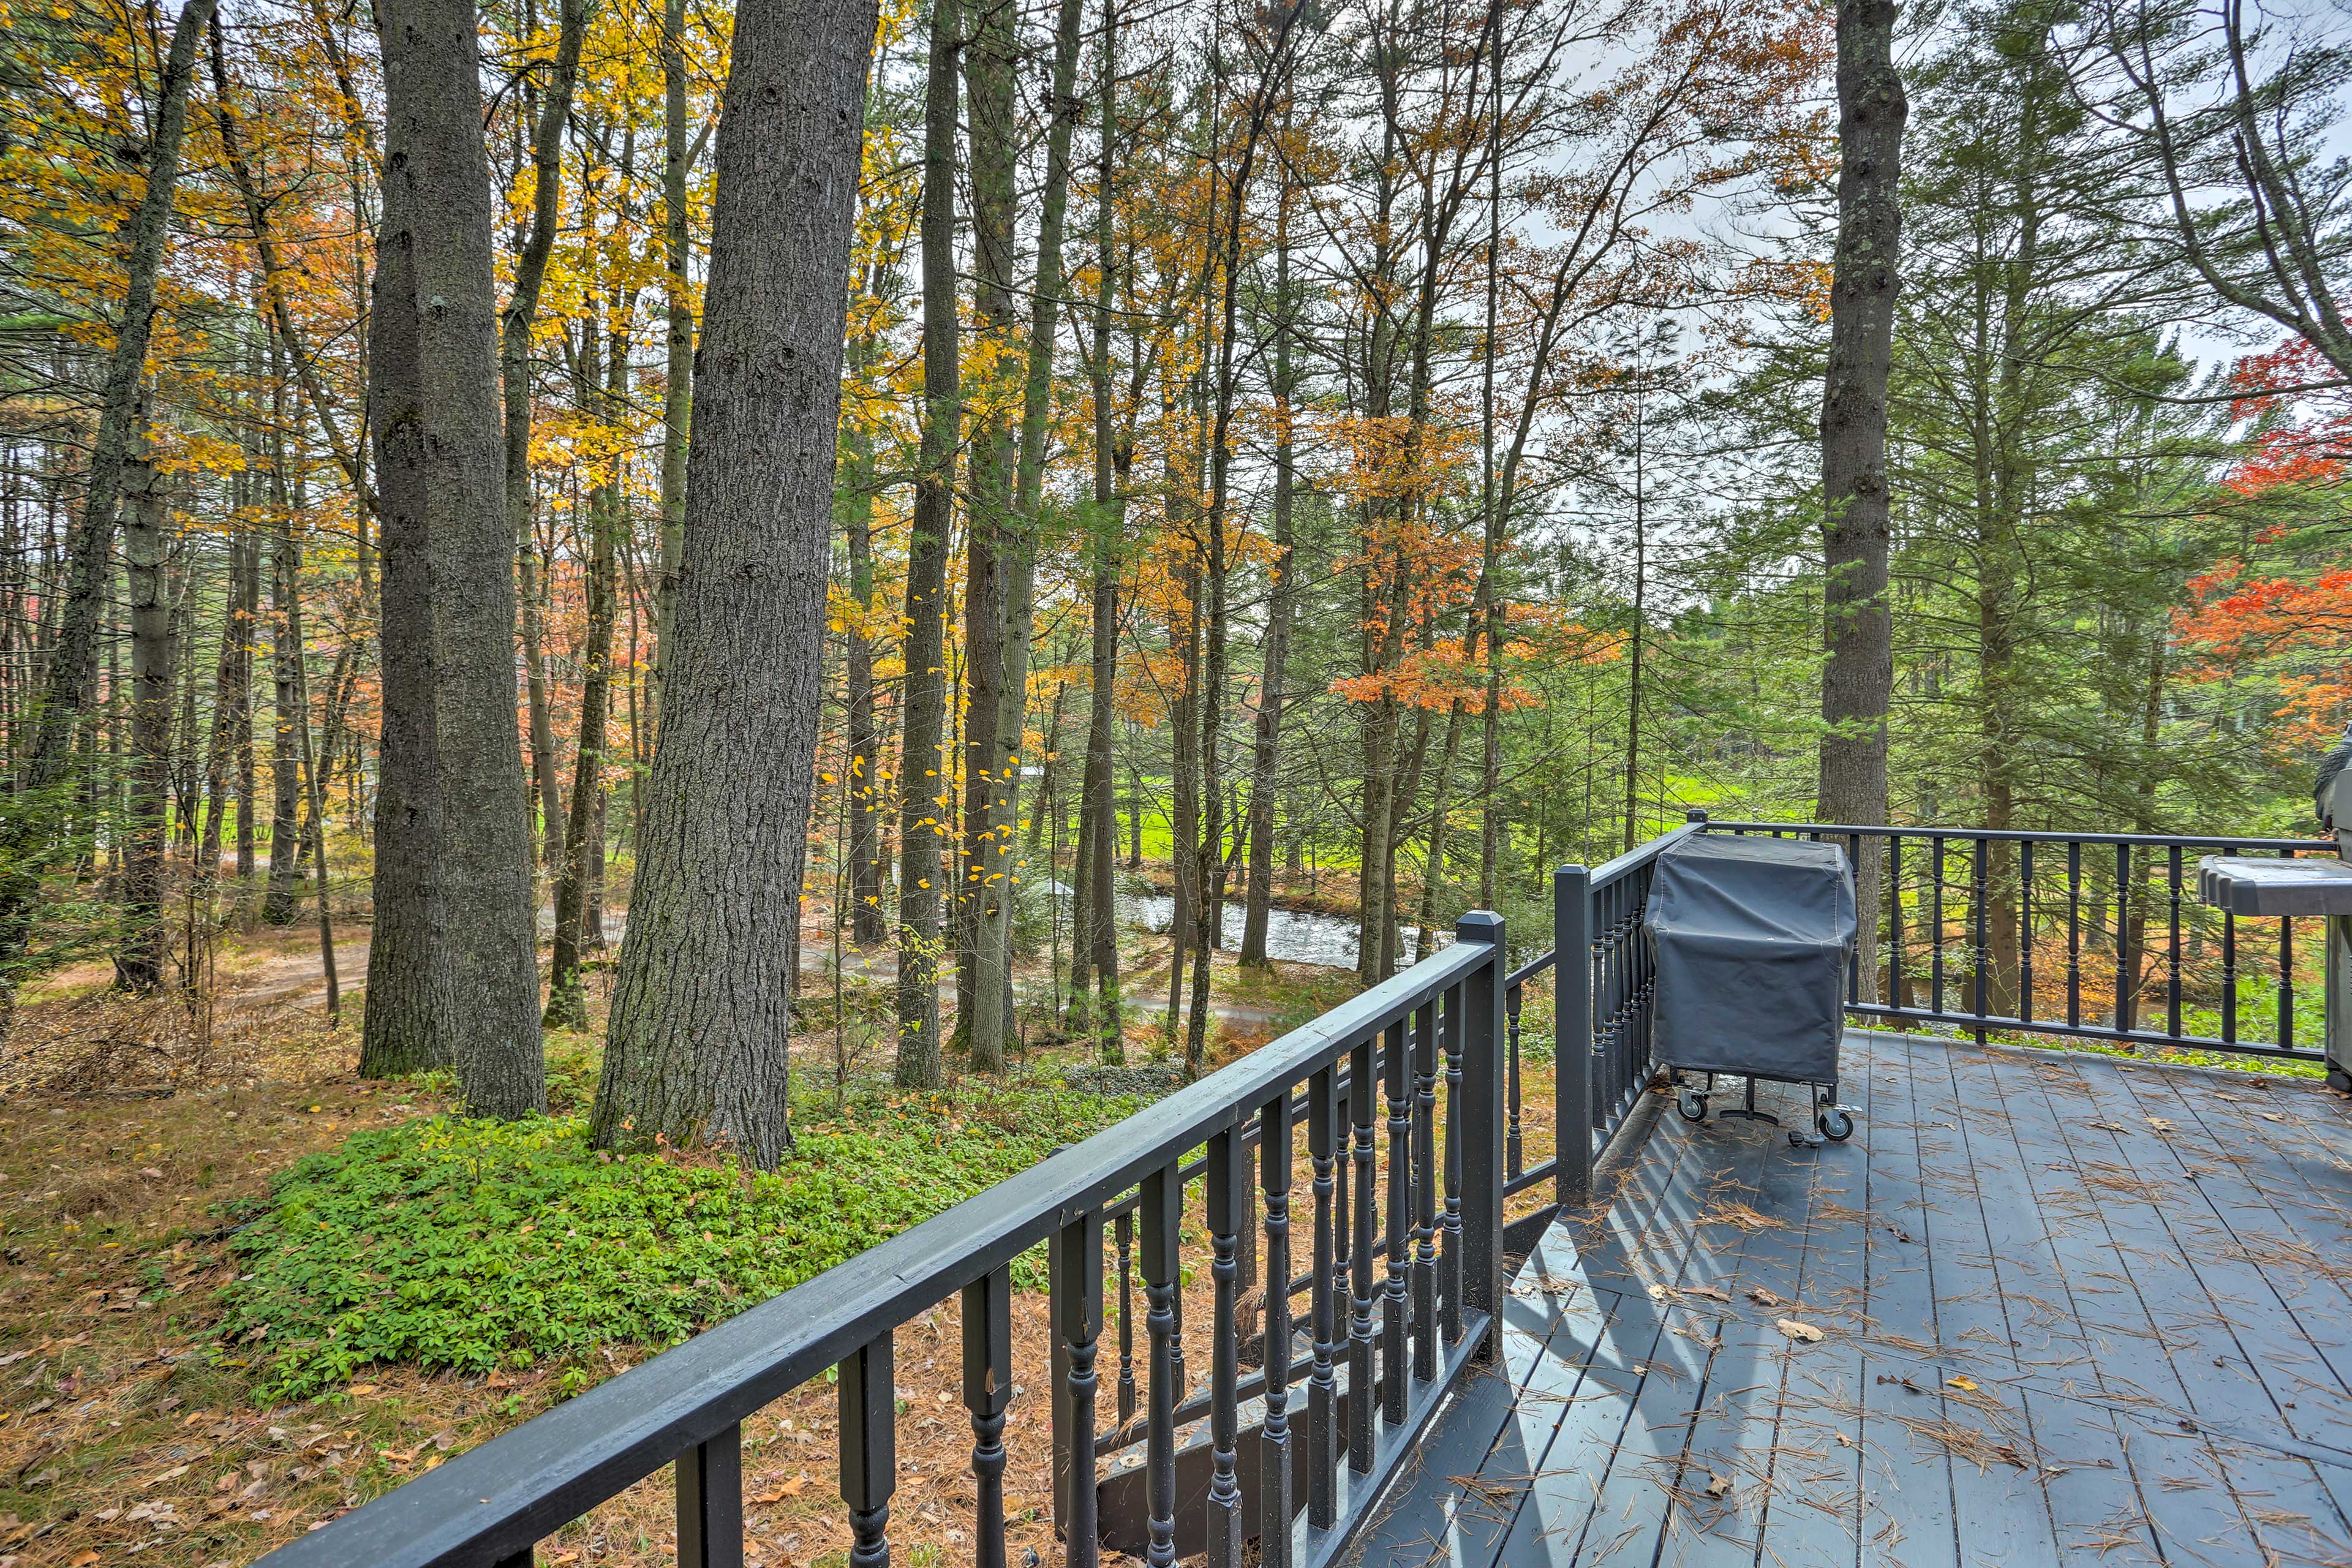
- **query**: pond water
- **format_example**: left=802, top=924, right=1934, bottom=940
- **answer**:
left=1117, top=892, right=1439, bottom=969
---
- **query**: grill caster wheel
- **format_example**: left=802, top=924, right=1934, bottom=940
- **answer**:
left=1678, top=1091, right=1709, bottom=1123
left=1817, top=1109, right=1855, bottom=1142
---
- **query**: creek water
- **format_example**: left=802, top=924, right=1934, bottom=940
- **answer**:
left=1118, top=893, right=1436, bottom=969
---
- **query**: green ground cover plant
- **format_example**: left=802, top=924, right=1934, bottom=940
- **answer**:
left=219, top=1082, right=1139, bottom=1398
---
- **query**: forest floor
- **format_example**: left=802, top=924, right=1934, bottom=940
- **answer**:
left=0, top=904, right=1433, bottom=1568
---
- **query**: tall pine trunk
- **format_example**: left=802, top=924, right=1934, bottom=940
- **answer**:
left=1240, top=157, right=1296, bottom=970
left=651, top=0, right=694, bottom=742
left=1817, top=0, right=1907, bottom=1001
left=893, top=0, right=960, bottom=1090
left=842, top=298, right=890, bottom=946
left=1072, top=0, right=1125, bottom=1056
left=359, top=149, right=453, bottom=1076
left=590, top=0, right=878, bottom=1166
left=955, top=3, right=1017, bottom=1052
left=970, top=0, right=1087, bottom=1072
left=379, top=0, right=545, bottom=1117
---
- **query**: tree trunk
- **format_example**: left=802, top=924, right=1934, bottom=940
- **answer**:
left=197, top=528, right=250, bottom=894
left=970, top=0, right=1086, bottom=1072
left=1074, top=0, right=1125, bottom=1058
left=651, top=0, right=695, bottom=742
left=955, top=0, right=1016, bottom=1054
left=546, top=344, right=621, bottom=1030
left=1816, top=0, right=1907, bottom=1004
left=893, top=0, right=960, bottom=1090
left=282, top=531, right=340, bottom=1019
left=379, top=0, right=546, bottom=1116
left=359, top=151, right=453, bottom=1076
left=233, top=513, right=259, bottom=886
left=0, top=0, right=217, bottom=1022
left=502, top=0, right=587, bottom=875
left=591, top=0, right=878, bottom=1166
left=1240, top=167, right=1296, bottom=970
left=842, top=311, right=890, bottom=947
left=263, top=524, right=303, bottom=925
left=116, top=442, right=170, bottom=992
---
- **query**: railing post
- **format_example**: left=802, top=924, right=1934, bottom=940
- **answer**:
left=1553, top=866, right=1593, bottom=1206
left=676, top=1422, right=743, bottom=1568
left=839, top=1335, right=895, bottom=1568
left=1457, top=910, right=1506, bottom=1362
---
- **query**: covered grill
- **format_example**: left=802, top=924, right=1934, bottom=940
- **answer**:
left=1645, top=832, right=1860, bottom=1143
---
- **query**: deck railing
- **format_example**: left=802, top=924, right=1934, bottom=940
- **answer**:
left=1500, top=821, right=1703, bottom=1210
left=258, top=914, right=1512, bottom=1568
left=1704, top=816, right=2333, bottom=1065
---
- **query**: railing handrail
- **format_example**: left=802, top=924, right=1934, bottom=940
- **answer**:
left=260, top=935, right=1502, bottom=1568
left=1705, top=817, right=2325, bottom=853
left=1585, top=820, right=1708, bottom=883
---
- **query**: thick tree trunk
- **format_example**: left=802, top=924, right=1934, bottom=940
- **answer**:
left=358, top=155, right=452, bottom=1076
left=590, top=0, right=877, bottom=1166
left=894, top=0, right=960, bottom=1090
left=116, top=445, right=170, bottom=992
left=1817, top=0, right=1907, bottom=1003
left=0, top=0, right=217, bottom=1020
left=379, top=0, right=546, bottom=1117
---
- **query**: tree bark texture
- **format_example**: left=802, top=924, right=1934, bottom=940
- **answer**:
left=379, top=0, right=546, bottom=1116
left=359, top=151, right=454, bottom=1077
left=894, top=0, right=959, bottom=1090
left=1817, top=0, right=1906, bottom=1003
left=955, top=0, right=1017, bottom=1052
left=841, top=311, right=890, bottom=947
left=262, top=524, right=302, bottom=925
left=1073, top=0, right=1125, bottom=1057
left=652, top=0, right=695, bottom=742
left=116, top=445, right=171, bottom=992
left=1240, top=175, right=1295, bottom=970
left=970, top=0, right=1086, bottom=1072
left=592, top=0, right=878, bottom=1165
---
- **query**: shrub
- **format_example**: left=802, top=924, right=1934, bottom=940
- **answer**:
left=219, top=1085, right=1138, bottom=1398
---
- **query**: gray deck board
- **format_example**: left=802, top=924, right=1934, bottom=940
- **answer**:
left=1346, top=1033, right=2352, bottom=1568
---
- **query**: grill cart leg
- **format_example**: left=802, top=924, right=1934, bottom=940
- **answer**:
left=1814, top=1082, right=1855, bottom=1143
left=1717, top=1076, right=1779, bottom=1128
left=1675, top=1069, right=1713, bottom=1125
left=2330, top=917, right=2352, bottom=1095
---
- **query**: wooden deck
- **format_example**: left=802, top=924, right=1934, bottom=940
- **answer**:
left=1348, top=1031, right=2352, bottom=1567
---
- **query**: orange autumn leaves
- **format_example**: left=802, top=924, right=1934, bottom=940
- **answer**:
left=2173, top=338, right=2352, bottom=753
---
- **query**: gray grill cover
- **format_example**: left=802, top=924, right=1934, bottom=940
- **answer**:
left=1645, top=834, right=1857, bottom=1084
